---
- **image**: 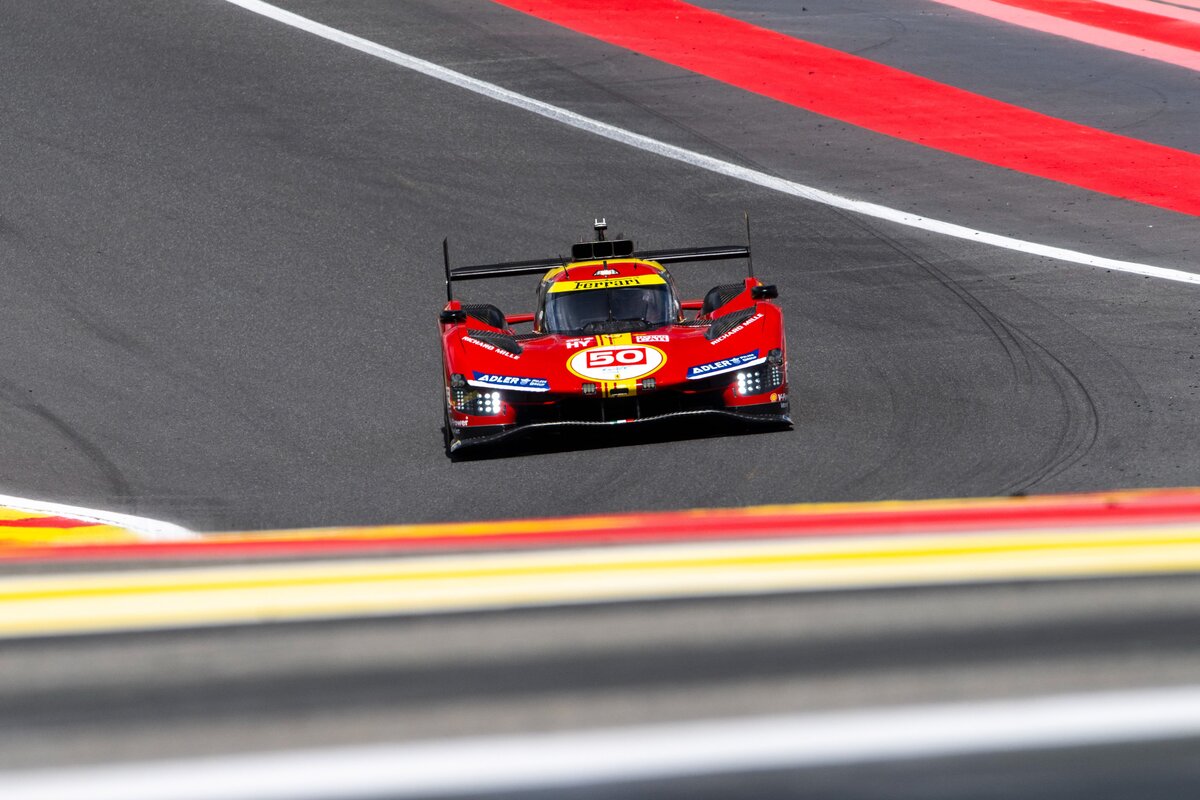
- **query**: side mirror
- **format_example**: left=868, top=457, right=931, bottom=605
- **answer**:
left=751, top=284, right=778, bottom=300
left=439, top=309, right=467, bottom=324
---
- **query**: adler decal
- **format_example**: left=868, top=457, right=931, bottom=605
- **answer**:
left=686, top=350, right=762, bottom=380
left=469, top=372, right=550, bottom=392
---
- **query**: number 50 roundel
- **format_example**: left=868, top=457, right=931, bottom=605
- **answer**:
left=567, top=345, right=666, bottom=381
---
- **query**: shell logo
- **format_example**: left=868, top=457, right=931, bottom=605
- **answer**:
left=567, top=345, right=666, bottom=381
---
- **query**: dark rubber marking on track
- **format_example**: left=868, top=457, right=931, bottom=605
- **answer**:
left=492, top=0, right=1200, bottom=216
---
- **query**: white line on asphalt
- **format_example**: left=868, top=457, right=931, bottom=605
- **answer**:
left=0, top=493, right=192, bottom=540
left=224, top=0, right=1200, bottom=285
left=4, top=684, right=1200, bottom=799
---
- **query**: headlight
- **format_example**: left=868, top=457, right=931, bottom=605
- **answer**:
left=450, top=388, right=505, bottom=416
left=735, top=351, right=784, bottom=396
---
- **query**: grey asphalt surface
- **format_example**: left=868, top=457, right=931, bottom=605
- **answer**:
left=4, top=577, right=1200, bottom=774
left=2, top=1, right=1200, bottom=795
left=1, top=0, right=1198, bottom=531
left=464, top=738, right=1200, bottom=800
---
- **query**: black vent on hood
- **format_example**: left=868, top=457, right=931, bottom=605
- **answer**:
left=466, top=328, right=523, bottom=355
left=461, top=303, right=506, bottom=330
left=702, top=284, right=745, bottom=316
left=705, top=305, right=757, bottom=342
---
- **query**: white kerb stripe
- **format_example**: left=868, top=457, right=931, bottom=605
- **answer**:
left=927, top=0, right=1200, bottom=71
left=0, top=493, right=192, bottom=540
left=1098, top=0, right=1200, bottom=24
left=4, top=685, right=1200, bottom=799
left=223, top=0, right=1200, bottom=285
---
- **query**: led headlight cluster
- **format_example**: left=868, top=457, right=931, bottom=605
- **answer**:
left=449, top=377, right=505, bottom=416
left=735, top=369, right=764, bottom=396
left=472, top=391, right=504, bottom=415
left=734, top=349, right=784, bottom=396
left=452, top=389, right=504, bottom=416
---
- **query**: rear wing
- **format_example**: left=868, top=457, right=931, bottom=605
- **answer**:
left=443, top=238, right=753, bottom=301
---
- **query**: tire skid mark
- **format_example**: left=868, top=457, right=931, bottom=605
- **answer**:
left=850, top=15, right=907, bottom=56
left=0, top=376, right=132, bottom=502
left=820, top=210, right=1103, bottom=497
left=992, top=321, right=1102, bottom=494
left=880, top=227, right=1102, bottom=494
left=1109, top=83, right=1170, bottom=133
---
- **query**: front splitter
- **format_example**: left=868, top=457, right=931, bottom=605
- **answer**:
left=448, top=408, right=791, bottom=453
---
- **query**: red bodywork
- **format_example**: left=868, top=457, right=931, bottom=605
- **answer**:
left=439, top=251, right=789, bottom=453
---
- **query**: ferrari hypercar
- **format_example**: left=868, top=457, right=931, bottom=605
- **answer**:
left=439, top=220, right=789, bottom=453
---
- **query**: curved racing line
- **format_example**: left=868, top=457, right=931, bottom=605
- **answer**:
left=221, top=0, right=1200, bottom=285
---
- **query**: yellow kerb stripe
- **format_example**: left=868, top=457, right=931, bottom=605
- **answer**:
left=5, top=527, right=1200, bottom=637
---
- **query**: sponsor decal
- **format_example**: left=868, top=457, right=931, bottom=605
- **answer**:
left=469, top=372, right=550, bottom=392
left=593, top=268, right=620, bottom=277
left=567, top=345, right=666, bottom=381
left=462, top=335, right=519, bottom=360
left=709, top=312, right=764, bottom=345
left=686, top=350, right=762, bottom=380
left=634, top=333, right=669, bottom=343
left=548, top=274, right=666, bottom=293
left=565, top=336, right=595, bottom=350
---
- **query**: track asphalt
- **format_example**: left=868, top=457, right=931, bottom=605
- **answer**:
left=2, top=1, right=1199, bottom=794
left=2, top=0, right=1198, bottom=530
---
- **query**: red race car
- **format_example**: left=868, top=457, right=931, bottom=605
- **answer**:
left=439, top=220, right=790, bottom=454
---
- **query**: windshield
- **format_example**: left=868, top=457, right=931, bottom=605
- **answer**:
left=544, top=285, right=673, bottom=334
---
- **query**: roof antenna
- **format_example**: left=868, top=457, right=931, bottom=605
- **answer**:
left=744, top=211, right=755, bottom=279
left=443, top=238, right=453, bottom=302
left=594, top=218, right=607, bottom=241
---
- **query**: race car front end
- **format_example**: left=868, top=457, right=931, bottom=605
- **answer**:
left=438, top=225, right=790, bottom=454
left=681, top=343, right=790, bottom=422
left=440, top=305, right=789, bottom=452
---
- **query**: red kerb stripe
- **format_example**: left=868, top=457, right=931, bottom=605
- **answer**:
left=6, top=491, right=1200, bottom=561
left=0, top=516, right=99, bottom=529
left=990, top=0, right=1200, bottom=50
left=492, top=0, right=1200, bottom=216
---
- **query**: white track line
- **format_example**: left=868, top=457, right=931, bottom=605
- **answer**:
left=4, top=685, right=1200, bottom=799
left=0, top=493, right=192, bottom=540
left=224, top=0, right=1200, bottom=285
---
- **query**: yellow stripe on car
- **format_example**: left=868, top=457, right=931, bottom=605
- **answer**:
left=548, top=274, right=666, bottom=293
